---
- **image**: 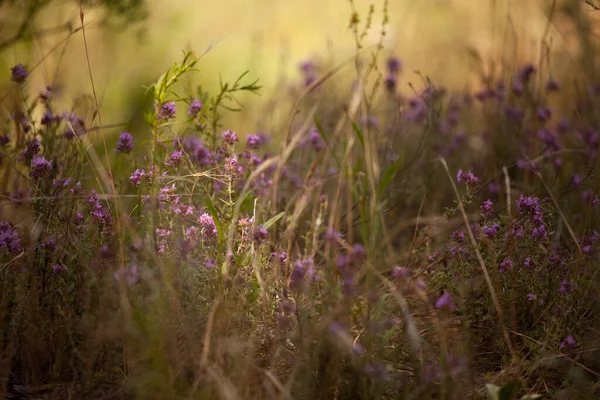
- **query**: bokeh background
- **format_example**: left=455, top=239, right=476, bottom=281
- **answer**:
left=0, top=0, right=597, bottom=133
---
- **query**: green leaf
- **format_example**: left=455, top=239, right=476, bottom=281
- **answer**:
left=374, top=294, right=388, bottom=319
left=521, top=395, right=543, bottom=400
left=377, top=156, right=403, bottom=196
left=351, top=121, right=365, bottom=149
left=262, top=212, right=285, bottom=230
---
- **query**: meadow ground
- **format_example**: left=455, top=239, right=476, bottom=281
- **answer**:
left=1, top=1, right=600, bottom=399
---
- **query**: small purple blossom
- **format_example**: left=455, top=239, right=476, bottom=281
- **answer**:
left=157, top=102, right=176, bottom=121
left=188, top=99, right=203, bottom=116
left=386, top=56, right=402, bottom=74
left=527, top=293, right=537, bottom=301
left=41, top=238, right=57, bottom=253
left=559, top=335, right=576, bottom=351
left=198, top=213, right=217, bottom=239
left=480, top=199, right=494, bottom=219
left=483, top=223, right=500, bottom=238
left=253, top=226, right=269, bottom=243
left=116, top=131, right=133, bottom=154
left=456, top=170, right=479, bottom=185
left=308, top=128, right=325, bottom=151
left=435, top=291, right=456, bottom=311
left=499, top=257, right=513, bottom=273
left=221, top=130, right=238, bottom=145
left=165, top=150, right=183, bottom=168
left=51, top=264, right=68, bottom=273
left=537, top=107, right=552, bottom=122
left=0, top=221, right=22, bottom=254
left=546, top=79, right=560, bottom=92
left=559, top=279, right=573, bottom=294
left=130, top=168, right=147, bottom=186
left=531, top=224, right=548, bottom=242
left=30, top=156, right=52, bottom=179
left=246, top=133, right=268, bottom=149
left=11, top=64, right=29, bottom=83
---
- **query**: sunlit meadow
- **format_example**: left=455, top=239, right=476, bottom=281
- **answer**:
left=0, top=0, right=599, bottom=399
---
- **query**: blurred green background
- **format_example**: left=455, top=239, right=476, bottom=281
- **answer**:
left=0, top=0, right=596, bottom=132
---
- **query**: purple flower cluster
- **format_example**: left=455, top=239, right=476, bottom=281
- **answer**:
left=11, top=63, right=29, bottom=83
left=19, top=139, right=40, bottom=162
left=299, top=60, right=317, bottom=87
left=435, top=291, right=456, bottom=311
left=178, top=136, right=212, bottom=166
left=245, top=133, right=268, bottom=149
left=515, top=195, right=549, bottom=242
left=456, top=170, right=479, bottom=185
left=116, top=131, right=133, bottom=154
left=197, top=213, right=217, bottom=240
left=157, top=102, right=176, bottom=121
left=480, top=199, right=494, bottom=219
left=221, top=130, right=238, bottom=145
left=289, top=257, right=315, bottom=292
left=30, top=156, right=52, bottom=179
left=499, top=257, right=513, bottom=273
left=130, top=168, right=147, bottom=186
left=188, top=99, right=203, bottom=116
left=384, top=56, right=402, bottom=93
left=0, top=221, right=22, bottom=254
left=86, top=190, right=112, bottom=232
left=483, top=223, right=500, bottom=238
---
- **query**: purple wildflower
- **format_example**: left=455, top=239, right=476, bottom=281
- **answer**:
left=483, top=223, right=500, bottom=238
left=559, top=335, right=576, bottom=351
left=531, top=224, right=548, bottom=242
left=559, top=279, right=573, bottom=294
left=527, top=293, right=537, bottom=301
left=51, top=264, right=68, bottom=272
left=480, top=199, right=494, bottom=219
left=499, top=257, right=513, bottom=273
left=198, top=213, right=217, bottom=239
left=253, top=226, right=269, bottom=243
left=157, top=102, right=176, bottom=120
left=392, top=266, right=409, bottom=279
left=387, top=56, right=402, bottom=74
left=537, top=107, right=552, bottom=122
left=456, top=170, right=479, bottom=185
left=451, top=230, right=465, bottom=243
left=116, top=131, right=133, bottom=154
left=384, top=74, right=397, bottom=93
left=546, top=79, right=560, bottom=92
left=246, top=133, right=268, bottom=149
left=308, top=128, right=325, bottom=151
left=165, top=150, right=183, bottom=168
left=41, top=238, right=57, bottom=253
left=435, top=291, right=456, bottom=311
left=188, top=99, right=203, bottom=116
left=11, top=64, right=29, bottom=83
left=130, top=168, right=147, bottom=186
left=30, top=156, right=52, bottom=179
left=0, top=221, right=22, bottom=254
left=221, top=130, right=238, bottom=144
left=224, top=156, right=241, bottom=176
